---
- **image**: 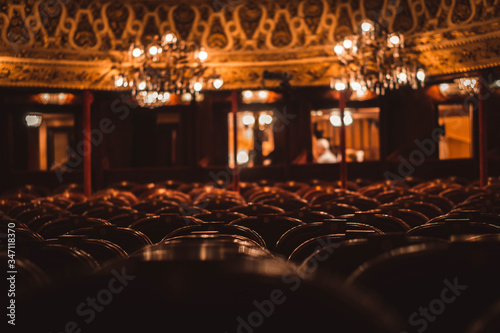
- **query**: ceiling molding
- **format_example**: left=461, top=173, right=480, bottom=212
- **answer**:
left=0, top=0, right=499, bottom=90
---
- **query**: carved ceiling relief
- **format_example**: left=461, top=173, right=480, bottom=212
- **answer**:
left=0, top=0, right=499, bottom=90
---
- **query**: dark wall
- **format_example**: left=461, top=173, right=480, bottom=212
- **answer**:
left=1, top=81, right=500, bottom=192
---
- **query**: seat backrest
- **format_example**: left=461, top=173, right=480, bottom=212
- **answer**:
left=282, top=209, right=334, bottom=223
left=68, top=225, right=152, bottom=254
left=339, top=212, right=410, bottom=233
left=229, top=203, right=285, bottom=216
left=129, top=214, right=202, bottom=243
left=229, top=215, right=304, bottom=251
left=38, top=216, right=111, bottom=239
left=162, top=223, right=266, bottom=247
left=193, top=211, right=247, bottom=223
left=407, top=220, right=500, bottom=239
left=47, top=235, right=128, bottom=265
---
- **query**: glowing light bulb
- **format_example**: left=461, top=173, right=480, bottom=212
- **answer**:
left=25, top=114, right=42, bottom=127
left=439, top=83, right=450, bottom=92
left=343, top=112, right=353, bottom=126
left=181, top=92, right=193, bottom=102
left=330, top=114, right=341, bottom=127
left=213, top=78, right=223, bottom=89
left=335, top=82, right=346, bottom=91
left=334, top=44, right=344, bottom=55
left=149, top=45, right=159, bottom=56
left=343, top=39, right=353, bottom=49
left=132, top=47, right=143, bottom=58
left=417, top=69, right=425, bottom=82
left=138, top=81, right=146, bottom=91
left=243, top=90, right=253, bottom=100
left=388, top=34, right=401, bottom=46
left=237, top=150, right=249, bottom=164
left=242, top=114, right=255, bottom=126
left=259, top=114, right=273, bottom=125
left=194, top=82, right=203, bottom=92
left=398, top=72, right=408, bottom=82
left=115, top=75, right=124, bottom=87
left=258, top=91, right=268, bottom=99
left=350, top=81, right=361, bottom=91
left=361, top=20, right=374, bottom=32
left=163, top=33, right=177, bottom=44
left=198, top=48, right=208, bottom=62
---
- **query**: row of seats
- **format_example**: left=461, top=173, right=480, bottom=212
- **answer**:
left=2, top=176, right=500, bottom=332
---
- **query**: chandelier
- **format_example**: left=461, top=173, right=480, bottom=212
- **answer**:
left=114, top=31, right=223, bottom=108
left=331, top=19, right=425, bottom=96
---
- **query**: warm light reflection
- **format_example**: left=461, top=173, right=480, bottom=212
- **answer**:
left=25, top=114, right=42, bottom=127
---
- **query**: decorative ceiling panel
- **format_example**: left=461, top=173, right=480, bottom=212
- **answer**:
left=0, top=0, right=499, bottom=90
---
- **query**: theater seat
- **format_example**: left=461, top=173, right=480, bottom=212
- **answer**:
left=230, top=215, right=304, bottom=251
left=18, top=236, right=405, bottom=333
left=346, top=241, right=500, bottom=333
left=67, top=225, right=152, bottom=254
left=193, top=211, right=247, bottom=223
left=47, top=235, right=128, bottom=264
left=162, top=223, right=266, bottom=247
left=282, top=208, right=334, bottom=223
left=339, top=212, right=410, bottom=233
left=299, top=234, right=446, bottom=279
left=275, top=220, right=374, bottom=257
left=229, top=203, right=285, bottom=216
left=129, top=214, right=202, bottom=243
left=407, top=220, right=500, bottom=239
left=38, top=216, right=111, bottom=239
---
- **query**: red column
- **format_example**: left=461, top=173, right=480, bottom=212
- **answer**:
left=478, top=72, right=488, bottom=187
left=83, top=91, right=94, bottom=198
left=339, top=90, right=349, bottom=190
left=231, top=91, right=240, bottom=193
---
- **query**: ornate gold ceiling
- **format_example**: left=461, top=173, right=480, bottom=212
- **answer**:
left=0, top=0, right=499, bottom=91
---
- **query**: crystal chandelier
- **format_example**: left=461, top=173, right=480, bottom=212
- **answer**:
left=114, top=31, right=224, bottom=108
left=331, top=19, right=425, bottom=95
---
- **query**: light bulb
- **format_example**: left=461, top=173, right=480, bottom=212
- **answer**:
left=243, top=90, right=253, bottom=100
left=335, top=82, right=347, bottom=91
left=25, top=114, right=42, bottom=127
left=388, top=34, right=401, bottom=47
left=149, top=45, right=159, bottom=56
left=237, top=150, right=249, bottom=164
left=163, top=32, right=177, bottom=44
left=258, top=90, right=268, bottom=99
left=343, top=39, right=353, bottom=49
left=343, top=112, right=353, bottom=126
left=242, top=114, right=255, bottom=126
left=115, top=75, right=124, bottom=87
left=181, top=92, right=193, bottom=102
left=417, top=69, right=425, bottom=82
left=259, top=114, right=273, bottom=125
left=213, top=78, right=223, bottom=89
left=350, top=81, right=361, bottom=91
left=198, top=48, right=208, bottom=62
left=356, top=87, right=366, bottom=97
left=330, top=114, right=341, bottom=127
left=439, top=83, right=450, bottom=92
left=138, top=81, right=146, bottom=91
left=132, top=47, right=143, bottom=58
left=398, top=72, right=408, bottom=82
left=334, top=44, right=344, bottom=55
left=361, top=20, right=374, bottom=32
left=194, top=82, right=203, bottom=92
